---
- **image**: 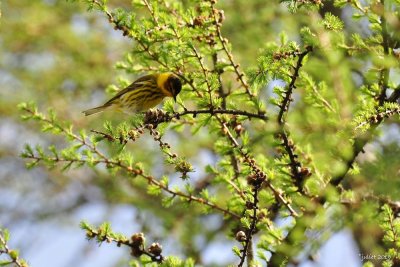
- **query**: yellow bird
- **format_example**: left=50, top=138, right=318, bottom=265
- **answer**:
left=83, top=73, right=182, bottom=116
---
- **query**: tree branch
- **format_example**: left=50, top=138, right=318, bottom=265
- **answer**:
left=378, top=0, right=390, bottom=106
left=275, top=47, right=312, bottom=192
left=330, top=27, right=399, bottom=186
left=277, top=46, right=312, bottom=124
left=209, top=0, right=256, bottom=102
left=237, top=184, right=260, bottom=267
left=222, top=123, right=299, bottom=217
left=21, top=107, right=241, bottom=219
left=0, top=230, right=27, bottom=267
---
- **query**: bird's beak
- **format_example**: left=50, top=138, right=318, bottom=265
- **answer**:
left=173, top=95, right=177, bottom=102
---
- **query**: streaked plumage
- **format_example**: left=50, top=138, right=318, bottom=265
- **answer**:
left=83, top=73, right=182, bottom=116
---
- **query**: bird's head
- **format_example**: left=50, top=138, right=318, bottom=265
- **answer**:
left=165, top=74, right=182, bottom=102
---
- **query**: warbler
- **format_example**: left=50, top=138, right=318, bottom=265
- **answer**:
left=83, top=73, right=182, bottom=116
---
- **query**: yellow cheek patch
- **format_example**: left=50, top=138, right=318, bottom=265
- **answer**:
left=157, top=73, right=173, bottom=97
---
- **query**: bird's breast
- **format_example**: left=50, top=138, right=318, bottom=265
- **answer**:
left=136, top=95, right=165, bottom=111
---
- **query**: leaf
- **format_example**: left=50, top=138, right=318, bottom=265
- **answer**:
left=0, top=261, right=14, bottom=266
left=147, top=184, right=162, bottom=196
left=162, top=196, right=175, bottom=208
left=163, top=99, right=175, bottom=113
left=232, top=246, right=242, bottom=257
left=191, top=115, right=212, bottom=135
left=205, top=164, right=218, bottom=174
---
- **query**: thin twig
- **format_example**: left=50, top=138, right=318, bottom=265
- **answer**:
left=278, top=129, right=308, bottom=192
left=330, top=13, right=398, bottom=185
left=142, top=0, right=158, bottom=24
left=275, top=47, right=312, bottom=192
left=310, top=83, right=335, bottom=113
left=190, top=45, right=214, bottom=106
left=355, top=107, right=400, bottom=130
left=22, top=107, right=240, bottom=219
left=172, top=108, right=268, bottom=120
left=85, top=228, right=163, bottom=262
left=378, top=0, right=390, bottom=106
left=24, top=152, right=239, bottom=218
left=330, top=95, right=400, bottom=186
left=212, top=52, right=227, bottom=108
left=0, top=230, right=26, bottom=267
left=91, top=0, right=204, bottom=99
left=209, top=1, right=255, bottom=101
left=237, top=185, right=260, bottom=267
left=277, top=47, right=312, bottom=124
left=222, top=123, right=299, bottom=217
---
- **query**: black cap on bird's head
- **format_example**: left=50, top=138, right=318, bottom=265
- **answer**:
left=166, top=75, right=182, bottom=102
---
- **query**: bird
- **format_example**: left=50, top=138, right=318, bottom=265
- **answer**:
left=83, top=73, right=182, bottom=116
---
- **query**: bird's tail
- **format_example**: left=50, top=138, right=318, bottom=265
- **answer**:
left=82, top=105, right=108, bottom=116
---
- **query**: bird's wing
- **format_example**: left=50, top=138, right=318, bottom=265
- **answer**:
left=104, top=74, right=156, bottom=106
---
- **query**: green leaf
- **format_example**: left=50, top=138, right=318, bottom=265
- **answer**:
left=162, top=196, right=175, bottom=208
left=147, top=184, right=162, bottom=196
left=0, top=261, right=14, bottom=266
left=322, top=13, right=344, bottom=31
left=232, top=246, right=241, bottom=257
left=205, top=164, right=218, bottom=174
left=163, top=99, right=175, bottom=113
left=191, top=115, right=212, bottom=135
